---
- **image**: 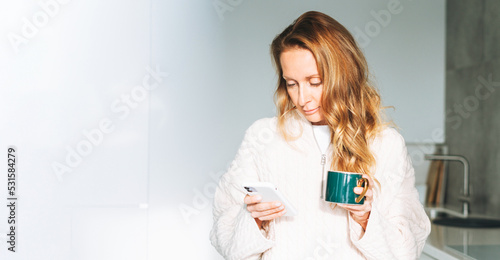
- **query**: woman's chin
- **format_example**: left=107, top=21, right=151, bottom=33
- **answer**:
left=306, top=116, right=326, bottom=125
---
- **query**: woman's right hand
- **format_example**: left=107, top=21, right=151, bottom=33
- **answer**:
left=244, top=194, right=286, bottom=228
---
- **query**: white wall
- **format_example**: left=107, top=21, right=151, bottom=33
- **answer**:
left=0, top=1, right=444, bottom=259
left=148, top=0, right=226, bottom=258
left=0, top=0, right=150, bottom=259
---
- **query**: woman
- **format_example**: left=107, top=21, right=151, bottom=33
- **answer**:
left=210, top=11, right=430, bottom=259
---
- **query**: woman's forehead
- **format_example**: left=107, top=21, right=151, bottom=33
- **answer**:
left=280, top=48, right=319, bottom=80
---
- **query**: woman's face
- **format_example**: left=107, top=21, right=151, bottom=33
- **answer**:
left=280, top=48, right=325, bottom=125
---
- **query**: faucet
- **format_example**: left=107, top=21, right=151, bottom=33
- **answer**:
left=424, top=154, right=470, bottom=218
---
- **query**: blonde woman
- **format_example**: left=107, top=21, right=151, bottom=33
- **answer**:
left=210, top=11, right=430, bottom=259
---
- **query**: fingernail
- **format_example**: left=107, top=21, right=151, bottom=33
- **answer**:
left=275, top=202, right=281, bottom=206
left=255, top=195, right=262, bottom=200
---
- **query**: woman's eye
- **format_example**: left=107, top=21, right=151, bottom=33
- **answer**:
left=286, top=83, right=296, bottom=87
left=310, top=82, right=322, bottom=87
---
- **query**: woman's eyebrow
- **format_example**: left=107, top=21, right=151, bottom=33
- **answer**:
left=283, top=74, right=320, bottom=80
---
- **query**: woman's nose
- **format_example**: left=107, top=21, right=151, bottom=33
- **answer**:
left=298, top=84, right=310, bottom=106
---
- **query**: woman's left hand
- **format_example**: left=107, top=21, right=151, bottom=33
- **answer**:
left=337, top=174, right=373, bottom=231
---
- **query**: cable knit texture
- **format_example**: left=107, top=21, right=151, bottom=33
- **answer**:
left=210, top=116, right=431, bottom=259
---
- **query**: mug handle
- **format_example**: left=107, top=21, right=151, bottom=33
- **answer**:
left=355, top=178, right=369, bottom=203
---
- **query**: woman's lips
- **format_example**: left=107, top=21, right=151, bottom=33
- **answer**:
left=303, top=107, right=319, bottom=115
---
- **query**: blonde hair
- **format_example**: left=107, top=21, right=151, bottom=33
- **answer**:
left=271, top=11, right=388, bottom=178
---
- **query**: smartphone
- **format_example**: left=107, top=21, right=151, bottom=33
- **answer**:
left=242, top=182, right=298, bottom=217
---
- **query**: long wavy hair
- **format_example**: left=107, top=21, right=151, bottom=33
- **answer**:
left=271, top=11, right=388, bottom=178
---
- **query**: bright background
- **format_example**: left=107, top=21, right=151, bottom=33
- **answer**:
left=0, top=0, right=444, bottom=259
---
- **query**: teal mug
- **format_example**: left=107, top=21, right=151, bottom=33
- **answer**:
left=325, top=171, right=369, bottom=204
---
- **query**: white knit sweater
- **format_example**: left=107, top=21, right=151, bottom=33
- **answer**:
left=210, top=115, right=431, bottom=259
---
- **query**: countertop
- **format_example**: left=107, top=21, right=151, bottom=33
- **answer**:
left=422, top=208, right=500, bottom=260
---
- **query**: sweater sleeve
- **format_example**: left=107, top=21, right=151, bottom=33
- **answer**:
left=209, top=121, right=275, bottom=260
left=348, top=129, right=431, bottom=260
